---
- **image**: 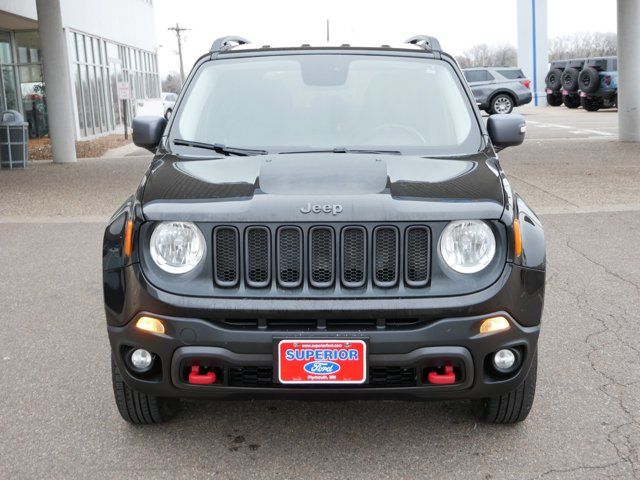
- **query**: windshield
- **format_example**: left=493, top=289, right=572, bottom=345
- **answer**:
left=171, top=54, right=482, bottom=155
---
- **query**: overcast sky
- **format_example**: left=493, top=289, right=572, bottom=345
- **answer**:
left=154, top=0, right=617, bottom=76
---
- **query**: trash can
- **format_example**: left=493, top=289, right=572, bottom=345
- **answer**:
left=0, top=110, right=29, bottom=169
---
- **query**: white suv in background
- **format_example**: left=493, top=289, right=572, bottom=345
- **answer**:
left=161, top=92, right=178, bottom=119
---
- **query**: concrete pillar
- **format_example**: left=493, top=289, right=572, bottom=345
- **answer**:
left=618, top=0, right=640, bottom=141
left=36, top=0, right=77, bottom=163
left=517, top=0, right=549, bottom=106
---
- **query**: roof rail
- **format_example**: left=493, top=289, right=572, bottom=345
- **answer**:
left=404, top=35, right=441, bottom=52
left=210, top=36, right=250, bottom=53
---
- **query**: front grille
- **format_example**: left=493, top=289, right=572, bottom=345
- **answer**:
left=218, top=317, right=428, bottom=331
left=373, top=226, right=399, bottom=287
left=277, top=227, right=303, bottom=287
left=245, top=227, right=271, bottom=287
left=211, top=224, right=432, bottom=291
left=228, top=366, right=417, bottom=388
left=213, top=227, right=239, bottom=287
left=309, top=227, right=335, bottom=287
left=405, top=226, right=431, bottom=287
left=342, top=227, right=366, bottom=288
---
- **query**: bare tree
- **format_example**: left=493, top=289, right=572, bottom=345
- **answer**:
left=161, top=72, right=182, bottom=94
left=456, top=32, right=616, bottom=69
left=455, top=43, right=517, bottom=68
left=549, top=32, right=616, bottom=61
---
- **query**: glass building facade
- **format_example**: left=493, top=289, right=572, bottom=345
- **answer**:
left=0, top=29, right=47, bottom=138
left=71, top=30, right=160, bottom=138
left=0, top=27, right=159, bottom=139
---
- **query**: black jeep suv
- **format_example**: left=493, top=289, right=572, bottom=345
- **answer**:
left=103, top=35, right=545, bottom=425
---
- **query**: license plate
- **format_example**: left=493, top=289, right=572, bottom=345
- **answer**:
left=277, top=339, right=367, bottom=384
left=562, top=89, right=569, bottom=95
left=545, top=88, right=553, bottom=94
left=580, top=91, right=587, bottom=97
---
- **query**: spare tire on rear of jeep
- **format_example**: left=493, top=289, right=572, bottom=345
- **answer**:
left=545, top=68, right=562, bottom=90
left=579, top=67, right=600, bottom=94
left=561, top=68, right=580, bottom=92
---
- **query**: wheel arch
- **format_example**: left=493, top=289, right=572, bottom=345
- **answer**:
left=489, top=89, right=517, bottom=107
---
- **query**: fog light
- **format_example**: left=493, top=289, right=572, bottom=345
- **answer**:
left=493, top=349, right=516, bottom=372
left=130, top=349, right=153, bottom=371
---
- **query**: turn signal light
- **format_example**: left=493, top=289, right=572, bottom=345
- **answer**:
left=123, top=219, right=134, bottom=257
left=513, top=218, right=522, bottom=257
left=479, top=316, right=510, bottom=335
left=136, top=316, right=165, bottom=335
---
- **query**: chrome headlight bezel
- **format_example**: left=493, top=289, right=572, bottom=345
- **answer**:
left=439, top=220, right=497, bottom=274
left=149, top=221, right=206, bottom=274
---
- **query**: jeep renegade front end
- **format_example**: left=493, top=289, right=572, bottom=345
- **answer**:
left=103, top=35, right=545, bottom=425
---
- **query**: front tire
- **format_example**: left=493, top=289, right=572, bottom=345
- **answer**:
left=546, top=92, right=563, bottom=107
left=472, top=350, right=537, bottom=424
left=563, top=94, right=581, bottom=109
left=111, top=355, right=180, bottom=424
left=581, top=96, right=603, bottom=112
left=489, top=94, right=514, bottom=114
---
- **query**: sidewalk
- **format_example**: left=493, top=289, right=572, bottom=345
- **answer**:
left=0, top=155, right=150, bottom=220
left=101, top=141, right=150, bottom=158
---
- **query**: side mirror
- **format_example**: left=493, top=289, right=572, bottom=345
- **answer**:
left=487, top=113, right=526, bottom=151
left=132, top=116, right=167, bottom=152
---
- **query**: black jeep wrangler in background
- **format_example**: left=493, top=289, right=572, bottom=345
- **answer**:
left=578, top=56, right=618, bottom=111
left=103, top=35, right=545, bottom=425
left=560, top=58, right=585, bottom=109
left=544, top=60, right=567, bottom=106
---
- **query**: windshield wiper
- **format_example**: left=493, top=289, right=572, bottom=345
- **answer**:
left=279, top=147, right=402, bottom=155
left=173, top=139, right=267, bottom=156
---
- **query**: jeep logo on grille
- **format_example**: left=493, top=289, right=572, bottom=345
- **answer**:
left=300, top=203, right=343, bottom=215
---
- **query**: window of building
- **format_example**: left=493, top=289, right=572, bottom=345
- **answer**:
left=0, top=30, right=48, bottom=138
left=71, top=30, right=160, bottom=137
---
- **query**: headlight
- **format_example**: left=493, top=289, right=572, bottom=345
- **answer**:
left=150, top=222, right=205, bottom=274
left=439, top=220, right=496, bottom=273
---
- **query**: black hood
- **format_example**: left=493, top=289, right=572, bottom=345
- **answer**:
left=141, top=152, right=505, bottom=222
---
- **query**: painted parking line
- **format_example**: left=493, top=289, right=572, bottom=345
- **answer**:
left=527, top=120, right=615, bottom=137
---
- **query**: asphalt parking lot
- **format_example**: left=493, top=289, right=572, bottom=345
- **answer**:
left=1, top=106, right=639, bottom=479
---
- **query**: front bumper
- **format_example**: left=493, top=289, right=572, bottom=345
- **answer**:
left=105, top=263, right=544, bottom=400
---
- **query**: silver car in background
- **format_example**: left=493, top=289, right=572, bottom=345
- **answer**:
left=463, top=67, right=532, bottom=114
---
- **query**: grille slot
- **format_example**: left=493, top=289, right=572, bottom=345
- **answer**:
left=309, top=227, right=335, bottom=288
left=213, top=227, right=239, bottom=287
left=369, top=367, right=416, bottom=387
left=228, top=366, right=417, bottom=388
left=405, top=226, right=431, bottom=287
left=228, top=367, right=274, bottom=387
left=245, top=227, right=271, bottom=287
left=341, top=227, right=366, bottom=288
left=277, top=227, right=303, bottom=288
left=373, top=226, right=399, bottom=287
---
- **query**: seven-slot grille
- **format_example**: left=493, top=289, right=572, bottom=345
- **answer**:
left=212, top=225, right=431, bottom=289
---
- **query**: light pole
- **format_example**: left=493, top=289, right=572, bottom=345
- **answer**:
left=618, top=0, right=640, bottom=141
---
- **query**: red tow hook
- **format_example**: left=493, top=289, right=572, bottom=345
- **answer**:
left=188, top=365, right=216, bottom=385
left=427, top=364, right=456, bottom=385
